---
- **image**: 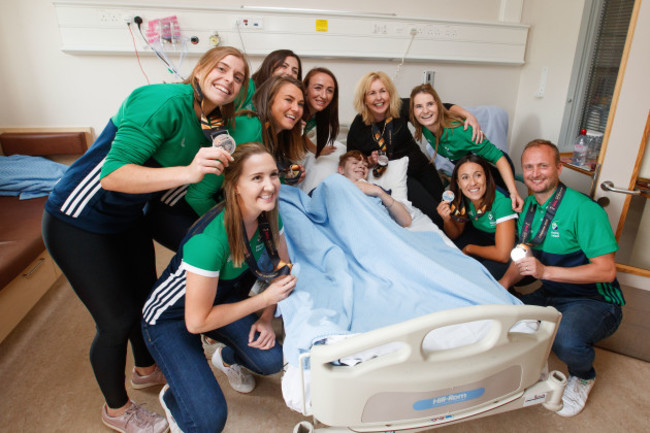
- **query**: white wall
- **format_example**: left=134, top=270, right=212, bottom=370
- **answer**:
left=0, top=0, right=584, bottom=178
left=509, top=0, right=586, bottom=166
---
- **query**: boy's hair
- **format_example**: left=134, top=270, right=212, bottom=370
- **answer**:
left=338, top=150, right=367, bottom=168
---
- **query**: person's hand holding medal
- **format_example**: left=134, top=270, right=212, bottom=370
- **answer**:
left=510, top=243, right=543, bottom=278
left=186, top=132, right=235, bottom=182
left=436, top=190, right=456, bottom=223
left=510, top=243, right=530, bottom=262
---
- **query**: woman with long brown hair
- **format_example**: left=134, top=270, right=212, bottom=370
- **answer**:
left=186, top=75, right=307, bottom=216
left=235, top=48, right=302, bottom=110
left=410, top=83, right=524, bottom=211
left=437, top=154, right=517, bottom=279
left=142, top=142, right=295, bottom=433
left=302, top=67, right=340, bottom=157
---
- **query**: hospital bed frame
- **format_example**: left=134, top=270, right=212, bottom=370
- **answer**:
left=294, top=304, right=566, bottom=432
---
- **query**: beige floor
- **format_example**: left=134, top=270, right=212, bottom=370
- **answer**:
left=1, top=272, right=648, bottom=433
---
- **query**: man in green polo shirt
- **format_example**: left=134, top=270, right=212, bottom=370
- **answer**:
left=499, top=139, right=623, bottom=417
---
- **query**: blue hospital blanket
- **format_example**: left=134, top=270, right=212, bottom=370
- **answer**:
left=278, top=175, right=521, bottom=366
left=0, top=154, right=68, bottom=199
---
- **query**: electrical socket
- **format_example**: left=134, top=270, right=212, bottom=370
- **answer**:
left=237, top=16, right=264, bottom=29
left=100, top=10, right=122, bottom=24
left=373, top=24, right=387, bottom=34
left=535, top=66, right=549, bottom=98
left=423, top=70, right=435, bottom=86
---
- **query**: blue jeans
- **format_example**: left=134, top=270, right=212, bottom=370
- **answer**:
left=521, top=289, right=622, bottom=380
left=142, top=313, right=283, bottom=433
left=452, top=224, right=512, bottom=280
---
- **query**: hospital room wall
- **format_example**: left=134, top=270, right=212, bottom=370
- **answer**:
left=0, top=0, right=583, bottom=173
left=509, top=0, right=587, bottom=172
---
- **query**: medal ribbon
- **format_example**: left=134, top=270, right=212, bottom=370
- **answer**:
left=450, top=201, right=486, bottom=223
left=241, top=213, right=292, bottom=283
left=195, top=83, right=226, bottom=141
left=520, top=183, right=567, bottom=247
left=370, top=117, right=393, bottom=178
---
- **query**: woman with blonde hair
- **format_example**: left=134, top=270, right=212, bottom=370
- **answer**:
left=347, top=71, right=481, bottom=226
left=142, top=142, right=295, bottom=433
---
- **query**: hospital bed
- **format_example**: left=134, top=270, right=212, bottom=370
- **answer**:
left=291, top=304, right=566, bottom=432
left=277, top=130, right=565, bottom=431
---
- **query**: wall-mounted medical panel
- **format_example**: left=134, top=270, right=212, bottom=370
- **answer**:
left=52, top=1, right=529, bottom=64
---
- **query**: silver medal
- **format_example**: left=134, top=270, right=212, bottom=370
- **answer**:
left=510, top=244, right=530, bottom=262
left=442, top=190, right=455, bottom=203
left=212, top=133, right=236, bottom=154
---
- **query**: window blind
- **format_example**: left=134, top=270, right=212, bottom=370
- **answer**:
left=579, top=0, right=634, bottom=134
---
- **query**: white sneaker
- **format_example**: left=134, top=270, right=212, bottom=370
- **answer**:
left=201, top=335, right=220, bottom=360
left=556, top=375, right=595, bottom=417
left=211, top=346, right=256, bottom=393
left=159, top=384, right=183, bottom=433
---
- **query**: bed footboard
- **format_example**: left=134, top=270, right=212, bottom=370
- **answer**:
left=306, top=304, right=564, bottom=432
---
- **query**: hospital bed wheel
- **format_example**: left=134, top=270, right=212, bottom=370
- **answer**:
left=293, top=421, right=314, bottom=433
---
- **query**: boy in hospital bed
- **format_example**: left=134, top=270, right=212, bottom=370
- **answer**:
left=337, top=150, right=412, bottom=227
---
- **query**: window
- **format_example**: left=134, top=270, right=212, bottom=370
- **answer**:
left=558, top=0, right=635, bottom=157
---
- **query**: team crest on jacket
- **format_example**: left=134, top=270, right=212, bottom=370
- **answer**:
left=551, top=221, right=560, bottom=238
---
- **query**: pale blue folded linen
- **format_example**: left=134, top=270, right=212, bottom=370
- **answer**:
left=0, top=154, right=68, bottom=199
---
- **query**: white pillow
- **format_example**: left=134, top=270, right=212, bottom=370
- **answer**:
left=367, top=156, right=409, bottom=203
left=299, top=150, right=410, bottom=205
left=299, top=141, right=347, bottom=194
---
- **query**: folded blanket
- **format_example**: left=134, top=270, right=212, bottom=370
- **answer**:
left=0, top=154, right=68, bottom=199
left=278, top=174, right=520, bottom=366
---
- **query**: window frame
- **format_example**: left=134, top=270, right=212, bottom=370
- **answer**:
left=558, top=0, right=635, bottom=155
left=558, top=0, right=604, bottom=153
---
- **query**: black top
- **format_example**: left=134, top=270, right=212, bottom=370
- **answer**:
left=346, top=98, right=454, bottom=174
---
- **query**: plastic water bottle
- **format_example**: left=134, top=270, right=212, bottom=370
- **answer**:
left=572, top=129, right=588, bottom=167
left=586, top=130, right=603, bottom=161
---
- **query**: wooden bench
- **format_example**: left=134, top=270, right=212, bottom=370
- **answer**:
left=0, top=128, right=92, bottom=343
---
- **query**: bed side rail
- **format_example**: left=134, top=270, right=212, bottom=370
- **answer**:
left=309, top=304, right=561, bottom=431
